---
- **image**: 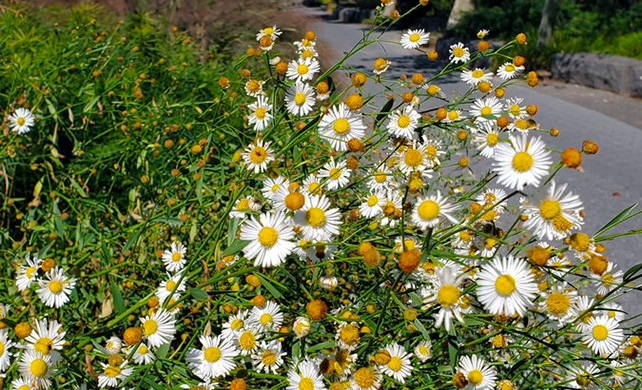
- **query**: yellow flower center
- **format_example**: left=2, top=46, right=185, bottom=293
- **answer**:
left=354, top=367, right=375, bottom=388
left=48, top=280, right=63, bottom=294
left=302, top=50, right=315, bottom=59
left=143, top=319, right=158, bottom=336
left=0, top=342, right=3, bottom=356
left=261, top=349, right=277, bottom=366
left=18, top=386, right=30, bottom=390
left=546, top=293, right=570, bottom=315
left=237, top=198, right=250, bottom=211
left=448, top=111, right=459, bottom=121
left=297, top=64, right=309, bottom=75
left=105, top=365, right=121, bottom=378
left=26, top=266, right=37, bottom=278
left=329, top=168, right=342, bottom=180
left=480, top=106, right=492, bottom=116
left=512, top=151, right=533, bottom=172
left=495, top=274, right=516, bottom=296
left=231, top=318, right=245, bottom=330
left=258, top=227, right=278, bottom=248
left=139, top=345, right=149, bottom=354
left=388, top=356, right=403, bottom=372
left=260, top=313, right=273, bottom=325
left=425, top=145, right=437, bottom=158
left=30, top=358, right=49, bottom=378
left=171, top=252, right=182, bottom=262
left=204, top=346, right=222, bottom=362
left=510, top=105, right=521, bottom=116
left=374, top=58, right=388, bottom=71
left=17, top=117, right=26, bottom=126
left=239, top=332, right=256, bottom=350
left=486, top=133, right=499, bottom=146
left=250, top=146, right=268, bottom=163
left=492, top=334, right=505, bottom=348
left=505, top=64, right=516, bottom=72
left=263, top=27, right=274, bottom=34
left=333, top=118, right=351, bottom=135
left=472, top=69, right=485, bottom=78
left=437, top=285, right=461, bottom=307
left=397, top=114, right=411, bottom=128
left=375, top=172, right=387, bottom=183
left=409, top=33, right=421, bottom=42
left=299, top=378, right=314, bottom=390
left=593, top=324, right=609, bottom=341
left=295, top=93, right=307, bottom=106
left=417, top=200, right=440, bottom=221
left=309, top=182, right=322, bottom=194
left=452, top=47, right=465, bottom=58
left=602, top=273, right=614, bottom=285
left=540, top=199, right=562, bottom=220
left=305, top=208, right=326, bottom=227
left=404, top=148, right=423, bottom=167
left=255, top=107, right=267, bottom=119
left=34, top=338, right=54, bottom=355
left=468, top=370, right=483, bottom=385
left=247, top=80, right=261, bottom=93
left=367, top=195, right=379, bottom=207
left=418, top=345, right=429, bottom=355
left=166, top=280, right=177, bottom=292
left=339, top=324, right=360, bottom=344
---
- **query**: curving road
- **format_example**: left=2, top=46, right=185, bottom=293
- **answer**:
left=302, top=7, right=642, bottom=315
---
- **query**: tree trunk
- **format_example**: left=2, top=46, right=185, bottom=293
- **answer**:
left=446, top=0, right=475, bottom=30
left=538, top=0, right=559, bottom=46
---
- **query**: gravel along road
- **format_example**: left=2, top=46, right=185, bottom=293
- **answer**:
left=303, top=7, right=642, bottom=315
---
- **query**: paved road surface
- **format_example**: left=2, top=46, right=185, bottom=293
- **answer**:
left=302, top=8, right=642, bottom=316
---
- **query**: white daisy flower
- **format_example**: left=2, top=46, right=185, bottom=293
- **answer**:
left=444, top=109, right=465, bottom=123
left=25, top=318, right=66, bottom=361
left=591, top=261, right=624, bottom=296
left=461, top=68, right=493, bottom=85
left=242, top=139, right=275, bottom=174
left=421, top=263, right=467, bottom=331
left=473, top=125, right=502, bottom=158
left=98, top=361, right=133, bottom=388
left=521, top=181, right=584, bottom=240
left=411, top=192, right=459, bottom=230
left=540, top=283, right=578, bottom=325
left=262, top=177, right=290, bottom=202
left=387, top=105, right=421, bottom=139
left=11, top=377, right=35, bottom=390
left=131, top=343, right=155, bottom=365
left=414, top=339, right=432, bottom=362
left=286, top=57, right=320, bottom=82
left=249, top=300, right=283, bottom=332
left=458, top=355, right=497, bottom=390
left=8, top=107, right=35, bottom=134
left=373, top=58, right=390, bottom=75
left=400, top=29, right=430, bottom=50
left=37, top=267, right=76, bottom=308
left=244, top=79, right=264, bottom=97
left=505, top=98, right=527, bottom=119
left=252, top=340, right=285, bottom=374
left=287, top=359, right=327, bottom=390
left=141, top=309, right=176, bottom=348
left=221, top=310, right=249, bottom=340
left=0, top=329, right=14, bottom=372
left=367, top=166, right=396, bottom=191
left=302, top=174, right=323, bottom=196
left=240, top=211, right=296, bottom=267
left=318, top=158, right=352, bottom=190
left=396, top=141, right=429, bottom=175
left=359, top=191, right=386, bottom=218
left=476, top=188, right=508, bottom=212
left=380, top=189, right=404, bottom=228
left=497, top=62, right=525, bottom=80
left=236, top=328, right=261, bottom=356
left=162, top=241, right=187, bottom=272
left=477, top=29, right=490, bottom=38
left=248, top=95, right=273, bottom=131
left=156, top=272, right=187, bottom=303
left=19, top=350, right=54, bottom=389
left=319, top=103, right=366, bottom=151
left=565, top=362, right=598, bottom=389
left=380, top=343, right=413, bottom=383
left=229, top=196, right=260, bottom=219
left=293, top=317, right=311, bottom=338
left=287, top=81, right=316, bottom=116
left=492, top=134, right=552, bottom=190
left=449, top=43, right=470, bottom=64
left=350, top=366, right=382, bottom=390
left=256, top=25, right=282, bottom=41
left=295, top=194, right=342, bottom=241
left=583, top=315, right=624, bottom=355
left=601, top=302, right=626, bottom=322
left=187, top=334, right=238, bottom=380
left=470, top=96, right=503, bottom=121
left=476, top=256, right=538, bottom=317
left=16, top=253, right=42, bottom=292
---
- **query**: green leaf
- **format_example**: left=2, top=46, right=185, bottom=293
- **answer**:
left=190, top=288, right=209, bottom=302
left=624, top=263, right=642, bottom=283
left=595, top=203, right=641, bottom=237
left=110, top=282, right=125, bottom=314
left=414, top=319, right=429, bottom=339
left=256, top=273, right=283, bottom=299
left=155, top=343, right=170, bottom=359
left=71, top=180, right=88, bottom=198
left=375, top=98, right=394, bottom=128
left=307, top=341, right=335, bottom=352
left=224, top=240, right=249, bottom=256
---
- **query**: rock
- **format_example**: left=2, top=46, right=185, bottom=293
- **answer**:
left=337, top=7, right=374, bottom=23
left=552, top=53, right=642, bottom=98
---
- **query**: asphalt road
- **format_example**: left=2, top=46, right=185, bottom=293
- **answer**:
left=302, top=7, right=642, bottom=316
